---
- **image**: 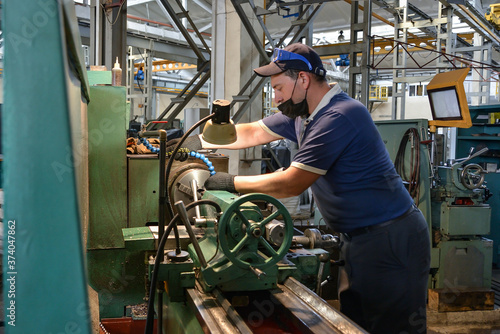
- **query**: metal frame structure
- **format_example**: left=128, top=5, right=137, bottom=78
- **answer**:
left=127, top=45, right=154, bottom=121
left=90, top=0, right=128, bottom=78
left=370, top=0, right=500, bottom=119
left=229, top=0, right=326, bottom=122
left=468, top=35, right=494, bottom=105
left=79, top=0, right=500, bottom=123
left=147, top=0, right=212, bottom=131
left=347, top=1, right=371, bottom=106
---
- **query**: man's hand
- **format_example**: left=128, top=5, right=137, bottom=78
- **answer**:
left=166, top=135, right=202, bottom=161
left=204, top=172, right=236, bottom=192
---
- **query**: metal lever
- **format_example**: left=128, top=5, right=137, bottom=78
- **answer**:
left=174, top=201, right=207, bottom=268
left=457, top=147, right=489, bottom=165
left=190, top=179, right=202, bottom=220
left=316, top=253, right=330, bottom=295
left=249, top=266, right=267, bottom=280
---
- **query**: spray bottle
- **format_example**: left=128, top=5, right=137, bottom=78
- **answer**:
left=112, top=57, right=122, bottom=86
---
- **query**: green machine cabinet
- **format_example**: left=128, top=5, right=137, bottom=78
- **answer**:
left=87, top=85, right=128, bottom=249
left=128, top=156, right=161, bottom=228
left=433, top=238, right=493, bottom=289
left=86, top=85, right=148, bottom=318
left=3, top=1, right=92, bottom=332
left=456, top=104, right=500, bottom=266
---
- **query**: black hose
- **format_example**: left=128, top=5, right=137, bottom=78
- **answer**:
left=144, top=199, right=222, bottom=334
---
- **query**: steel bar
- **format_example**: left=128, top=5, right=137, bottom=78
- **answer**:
left=280, top=277, right=369, bottom=334
left=231, top=0, right=270, bottom=60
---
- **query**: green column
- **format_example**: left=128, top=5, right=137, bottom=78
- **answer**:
left=3, top=1, right=91, bottom=332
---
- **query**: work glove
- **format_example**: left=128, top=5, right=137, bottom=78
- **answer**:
left=204, top=172, right=236, bottom=193
left=166, top=135, right=202, bottom=161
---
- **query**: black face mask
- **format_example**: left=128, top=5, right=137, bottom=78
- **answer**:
left=278, top=79, right=309, bottom=119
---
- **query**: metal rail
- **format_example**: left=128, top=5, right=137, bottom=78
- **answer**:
left=185, top=277, right=367, bottom=334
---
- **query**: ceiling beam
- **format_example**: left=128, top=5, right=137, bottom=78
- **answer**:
left=127, top=0, right=155, bottom=7
left=192, top=0, right=212, bottom=14
left=127, top=35, right=208, bottom=63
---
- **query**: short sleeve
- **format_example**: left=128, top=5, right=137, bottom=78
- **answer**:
left=260, top=112, right=298, bottom=143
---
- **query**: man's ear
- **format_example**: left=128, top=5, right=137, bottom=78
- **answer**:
left=299, top=71, right=310, bottom=88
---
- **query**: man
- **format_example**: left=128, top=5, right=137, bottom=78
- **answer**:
left=170, top=43, right=430, bottom=333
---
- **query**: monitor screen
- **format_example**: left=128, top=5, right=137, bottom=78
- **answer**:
left=428, top=87, right=462, bottom=120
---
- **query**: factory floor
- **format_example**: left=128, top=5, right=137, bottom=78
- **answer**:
left=427, top=268, right=500, bottom=334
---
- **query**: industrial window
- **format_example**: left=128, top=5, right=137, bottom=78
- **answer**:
left=408, top=84, right=427, bottom=97
left=410, top=86, right=416, bottom=96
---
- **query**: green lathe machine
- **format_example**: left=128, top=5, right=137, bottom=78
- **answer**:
left=84, top=88, right=367, bottom=332
left=123, top=163, right=364, bottom=333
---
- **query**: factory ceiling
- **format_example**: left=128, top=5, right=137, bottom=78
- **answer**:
left=124, top=1, right=499, bottom=76
left=66, top=0, right=500, bottom=83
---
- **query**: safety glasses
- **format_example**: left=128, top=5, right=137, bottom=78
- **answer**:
left=272, top=48, right=313, bottom=71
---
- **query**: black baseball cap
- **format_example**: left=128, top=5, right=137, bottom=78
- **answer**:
left=254, top=43, right=326, bottom=78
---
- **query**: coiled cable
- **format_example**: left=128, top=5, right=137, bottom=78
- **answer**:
left=395, top=128, right=421, bottom=205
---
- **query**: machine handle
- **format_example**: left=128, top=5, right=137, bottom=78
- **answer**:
left=249, top=266, right=267, bottom=279
left=457, top=147, right=489, bottom=165
left=175, top=201, right=207, bottom=268
left=316, top=253, right=330, bottom=295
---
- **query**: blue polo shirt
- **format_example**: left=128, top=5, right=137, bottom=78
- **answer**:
left=259, top=85, right=413, bottom=233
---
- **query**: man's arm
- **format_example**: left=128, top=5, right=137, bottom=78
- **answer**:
left=234, top=166, right=321, bottom=198
left=200, top=121, right=281, bottom=150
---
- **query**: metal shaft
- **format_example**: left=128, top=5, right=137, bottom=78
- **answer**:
left=175, top=201, right=207, bottom=268
left=190, top=179, right=202, bottom=220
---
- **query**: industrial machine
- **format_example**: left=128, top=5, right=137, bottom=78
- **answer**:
left=430, top=148, right=493, bottom=290
left=5, top=2, right=498, bottom=333
left=84, top=96, right=366, bottom=333
left=426, top=68, right=494, bottom=297
left=112, top=160, right=365, bottom=333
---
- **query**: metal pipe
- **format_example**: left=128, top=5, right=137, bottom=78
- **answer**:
left=175, top=201, right=207, bottom=268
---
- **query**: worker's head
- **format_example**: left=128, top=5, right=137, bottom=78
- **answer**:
left=254, top=43, right=326, bottom=80
left=254, top=43, right=327, bottom=119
